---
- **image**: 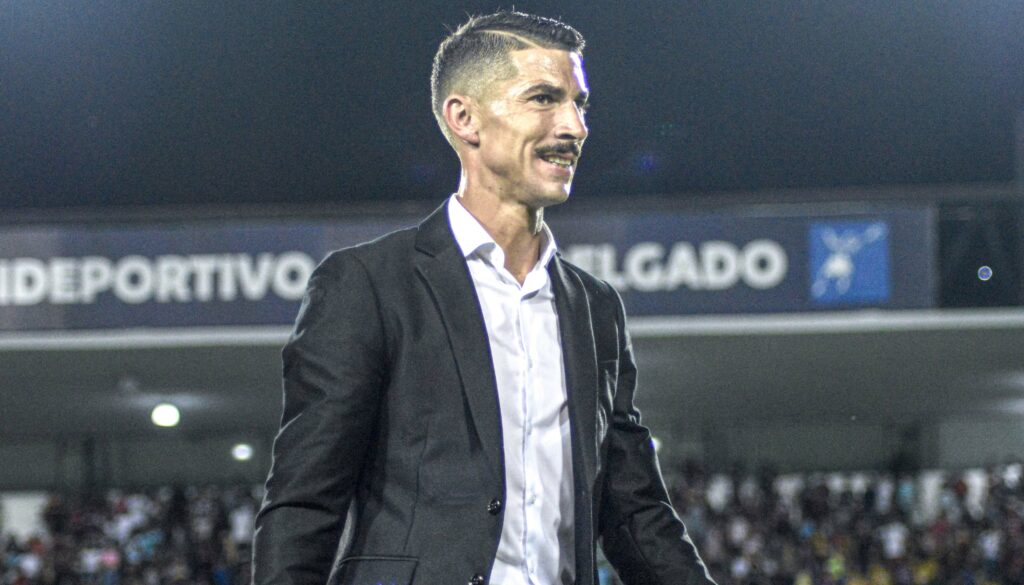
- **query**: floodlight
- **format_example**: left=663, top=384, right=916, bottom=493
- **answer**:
left=232, top=443, right=254, bottom=461
left=151, top=403, right=180, bottom=427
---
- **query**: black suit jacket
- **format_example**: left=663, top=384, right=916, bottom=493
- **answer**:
left=253, top=203, right=715, bottom=585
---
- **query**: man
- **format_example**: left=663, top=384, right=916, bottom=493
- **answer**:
left=253, top=11, right=715, bottom=585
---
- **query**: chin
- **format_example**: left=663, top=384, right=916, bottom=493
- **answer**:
left=529, top=184, right=572, bottom=208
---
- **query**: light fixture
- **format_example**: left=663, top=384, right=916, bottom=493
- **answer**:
left=150, top=403, right=180, bottom=427
left=232, top=443, right=254, bottom=461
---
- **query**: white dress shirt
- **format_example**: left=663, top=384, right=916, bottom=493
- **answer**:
left=447, top=195, right=575, bottom=585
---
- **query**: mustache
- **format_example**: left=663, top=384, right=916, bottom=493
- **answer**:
left=535, top=142, right=581, bottom=158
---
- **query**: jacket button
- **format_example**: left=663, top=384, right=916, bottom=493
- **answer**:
left=487, top=498, right=502, bottom=515
left=469, top=574, right=486, bottom=585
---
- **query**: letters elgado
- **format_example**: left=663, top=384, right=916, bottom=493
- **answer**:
left=564, top=240, right=788, bottom=292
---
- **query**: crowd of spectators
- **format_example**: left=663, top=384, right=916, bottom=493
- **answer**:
left=663, top=460, right=1024, bottom=585
left=3, top=462, right=1023, bottom=585
left=2, top=487, right=257, bottom=585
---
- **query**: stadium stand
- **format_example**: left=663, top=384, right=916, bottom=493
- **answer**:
left=3, top=461, right=1023, bottom=585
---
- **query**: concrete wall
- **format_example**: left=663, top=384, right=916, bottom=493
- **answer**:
left=0, top=435, right=271, bottom=491
left=0, top=442, right=78, bottom=491
left=106, top=436, right=272, bottom=486
left=935, top=417, right=1024, bottom=469
left=3, top=416, right=1024, bottom=489
left=664, top=420, right=908, bottom=473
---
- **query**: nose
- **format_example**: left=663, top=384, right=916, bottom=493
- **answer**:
left=555, top=101, right=588, bottom=142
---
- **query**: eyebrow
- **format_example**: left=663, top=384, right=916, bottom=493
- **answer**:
left=523, top=83, right=590, bottom=106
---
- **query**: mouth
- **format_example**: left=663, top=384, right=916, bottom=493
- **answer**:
left=539, top=153, right=576, bottom=170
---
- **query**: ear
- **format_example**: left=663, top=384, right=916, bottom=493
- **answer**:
left=442, top=94, right=480, bottom=147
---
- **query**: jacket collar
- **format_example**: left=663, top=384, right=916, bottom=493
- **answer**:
left=413, top=200, right=456, bottom=257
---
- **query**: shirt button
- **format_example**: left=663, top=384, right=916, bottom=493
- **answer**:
left=470, top=573, right=486, bottom=585
left=487, top=498, right=502, bottom=515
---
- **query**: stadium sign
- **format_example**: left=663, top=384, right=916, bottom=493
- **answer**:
left=546, top=206, right=935, bottom=316
left=0, top=253, right=314, bottom=306
left=563, top=240, right=788, bottom=293
left=0, top=205, right=935, bottom=331
left=0, top=222, right=353, bottom=331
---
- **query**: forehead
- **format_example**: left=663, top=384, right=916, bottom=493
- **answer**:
left=504, top=47, right=588, bottom=94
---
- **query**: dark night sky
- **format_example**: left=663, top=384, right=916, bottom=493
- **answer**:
left=2, top=1, right=1022, bottom=210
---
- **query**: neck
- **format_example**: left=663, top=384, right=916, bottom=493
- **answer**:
left=456, top=171, right=547, bottom=284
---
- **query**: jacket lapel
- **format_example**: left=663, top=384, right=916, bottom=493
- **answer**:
left=549, top=254, right=599, bottom=585
left=549, top=254, right=598, bottom=486
left=413, top=203, right=505, bottom=484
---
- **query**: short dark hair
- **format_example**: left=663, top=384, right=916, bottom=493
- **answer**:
left=430, top=11, right=585, bottom=146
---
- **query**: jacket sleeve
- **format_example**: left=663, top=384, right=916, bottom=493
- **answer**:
left=253, top=250, right=387, bottom=585
left=598, top=288, right=717, bottom=585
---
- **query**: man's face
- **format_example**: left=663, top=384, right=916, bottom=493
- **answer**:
left=473, top=47, right=589, bottom=208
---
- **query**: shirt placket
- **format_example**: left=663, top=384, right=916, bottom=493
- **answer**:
left=520, top=288, right=550, bottom=584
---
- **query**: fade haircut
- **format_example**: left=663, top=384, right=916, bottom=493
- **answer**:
left=431, top=11, right=585, bottom=147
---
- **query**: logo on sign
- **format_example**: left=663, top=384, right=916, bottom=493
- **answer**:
left=809, top=222, right=890, bottom=304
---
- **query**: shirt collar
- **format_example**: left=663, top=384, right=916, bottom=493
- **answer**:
left=446, top=194, right=558, bottom=269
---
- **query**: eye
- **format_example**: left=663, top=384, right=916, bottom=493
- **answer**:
left=530, top=94, right=554, bottom=105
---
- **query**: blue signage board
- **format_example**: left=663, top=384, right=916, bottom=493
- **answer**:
left=546, top=205, right=935, bottom=316
left=0, top=219, right=409, bottom=331
left=0, top=204, right=935, bottom=331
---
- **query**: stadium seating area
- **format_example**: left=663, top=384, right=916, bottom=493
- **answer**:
left=2, top=487, right=256, bottom=585
left=3, top=462, right=1023, bottom=585
left=665, top=460, right=1024, bottom=585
